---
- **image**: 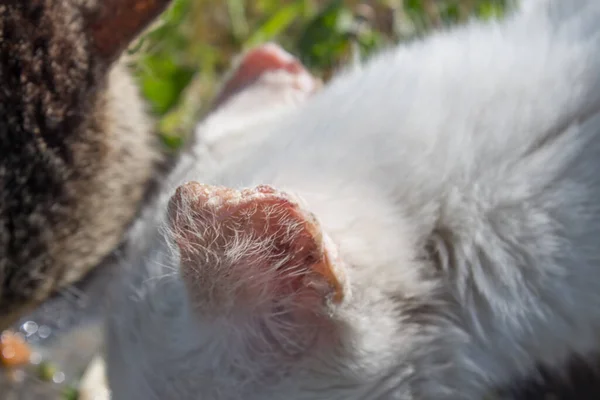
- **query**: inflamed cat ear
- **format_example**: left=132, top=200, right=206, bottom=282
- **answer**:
left=167, top=182, right=349, bottom=320
left=210, top=43, right=318, bottom=111
left=87, top=0, right=173, bottom=63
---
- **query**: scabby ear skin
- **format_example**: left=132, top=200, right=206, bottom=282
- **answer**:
left=167, top=182, right=349, bottom=321
left=210, top=42, right=321, bottom=112
left=166, top=182, right=352, bottom=360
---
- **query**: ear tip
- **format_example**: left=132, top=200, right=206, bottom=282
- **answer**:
left=88, top=0, right=174, bottom=62
left=167, top=181, right=215, bottom=226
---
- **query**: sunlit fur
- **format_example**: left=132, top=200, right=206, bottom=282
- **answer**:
left=106, top=1, right=600, bottom=398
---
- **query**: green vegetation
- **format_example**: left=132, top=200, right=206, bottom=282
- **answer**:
left=128, top=0, right=512, bottom=149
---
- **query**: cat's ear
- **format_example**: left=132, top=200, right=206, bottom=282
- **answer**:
left=167, top=183, right=349, bottom=319
left=86, top=0, right=173, bottom=63
left=210, top=43, right=319, bottom=111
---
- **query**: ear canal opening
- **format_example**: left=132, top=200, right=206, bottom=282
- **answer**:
left=87, top=0, right=173, bottom=63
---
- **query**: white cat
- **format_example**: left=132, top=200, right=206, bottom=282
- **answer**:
left=105, top=1, right=600, bottom=398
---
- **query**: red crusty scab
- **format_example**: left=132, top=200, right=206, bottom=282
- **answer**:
left=167, top=182, right=346, bottom=317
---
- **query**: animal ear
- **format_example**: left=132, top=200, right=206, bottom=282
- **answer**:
left=86, top=0, right=173, bottom=63
left=167, top=183, right=349, bottom=319
left=210, top=43, right=318, bottom=111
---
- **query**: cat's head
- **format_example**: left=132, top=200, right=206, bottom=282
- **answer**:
left=107, top=180, right=455, bottom=399
left=0, top=0, right=171, bottom=328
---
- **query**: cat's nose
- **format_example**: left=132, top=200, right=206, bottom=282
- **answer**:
left=166, top=182, right=348, bottom=319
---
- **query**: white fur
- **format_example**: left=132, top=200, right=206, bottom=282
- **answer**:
left=105, top=1, right=600, bottom=398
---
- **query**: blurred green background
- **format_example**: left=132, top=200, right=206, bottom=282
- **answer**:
left=128, top=0, right=513, bottom=150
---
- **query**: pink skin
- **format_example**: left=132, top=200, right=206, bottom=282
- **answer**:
left=210, top=43, right=320, bottom=112
left=167, top=182, right=346, bottom=316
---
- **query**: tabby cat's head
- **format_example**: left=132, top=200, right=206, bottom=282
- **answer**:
left=0, top=0, right=172, bottom=328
